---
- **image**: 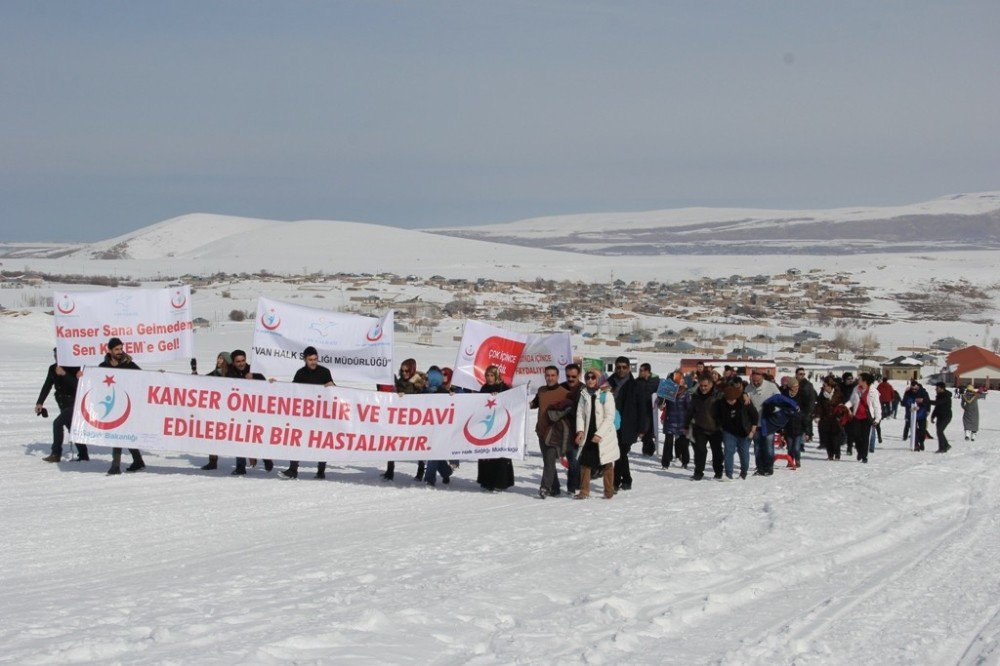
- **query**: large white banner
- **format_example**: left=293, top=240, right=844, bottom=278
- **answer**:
left=54, top=287, right=193, bottom=365
left=70, top=368, right=528, bottom=462
left=451, top=320, right=572, bottom=392
left=249, top=297, right=394, bottom=383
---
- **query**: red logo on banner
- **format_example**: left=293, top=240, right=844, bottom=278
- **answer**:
left=56, top=295, right=76, bottom=314
left=473, top=336, right=525, bottom=385
left=366, top=321, right=384, bottom=342
left=463, top=398, right=513, bottom=446
left=170, top=290, right=187, bottom=309
left=79, top=376, right=132, bottom=430
left=261, top=308, right=282, bottom=331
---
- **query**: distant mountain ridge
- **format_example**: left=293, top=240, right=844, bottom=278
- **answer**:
left=2, top=192, right=999, bottom=261
left=427, top=192, right=1000, bottom=255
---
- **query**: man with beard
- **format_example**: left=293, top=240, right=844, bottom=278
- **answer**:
left=227, top=349, right=273, bottom=475
left=100, top=337, right=145, bottom=475
left=36, top=347, right=86, bottom=462
left=280, top=347, right=335, bottom=479
left=608, top=356, right=648, bottom=491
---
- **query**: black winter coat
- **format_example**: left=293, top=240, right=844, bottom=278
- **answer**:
left=37, top=363, right=81, bottom=410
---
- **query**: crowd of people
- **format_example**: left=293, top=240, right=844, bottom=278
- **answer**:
left=34, top=339, right=985, bottom=499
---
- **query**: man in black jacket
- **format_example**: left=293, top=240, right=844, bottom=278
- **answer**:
left=931, top=381, right=953, bottom=453
left=227, top=349, right=273, bottom=476
left=99, top=337, right=145, bottom=475
left=608, top=356, right=648, bottom=491
left=36, top=348, right=86, bottom=462
left=636, top=363, right=660, bottom=456
left=280, top=347, right=334, bottom=479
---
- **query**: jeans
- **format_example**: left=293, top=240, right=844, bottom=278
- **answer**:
left=785, top=433, right=805, bottom=463
left=566, top=448, right=581, bottom=494
left=722, top=431, right=751, bottom=477
left=424, top=460, right=452, bottom=484
left=753, top=431, right=774, bottom=473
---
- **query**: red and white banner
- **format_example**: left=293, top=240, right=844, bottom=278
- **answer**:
left=54, top=287, right=194, bottom=365
left=451, top=320, right=572, bottom=392
left=249, top=297, right=394, bottom=383
left=70, top=368, right=528, bottom=462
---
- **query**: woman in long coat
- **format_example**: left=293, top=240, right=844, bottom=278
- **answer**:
left=574, top=371, right=620, bottom=499
left=961, top=386, right=980, bottom=441
left=476, top=365, right=515, bottom=492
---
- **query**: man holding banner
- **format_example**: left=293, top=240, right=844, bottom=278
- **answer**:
left=280, top=347, right=335, bottom=480
left=228, top=349, right=273, bottom=475
left=101, top=338, right=146, bottom=475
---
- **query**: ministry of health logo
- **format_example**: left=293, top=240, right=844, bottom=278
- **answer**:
left=80, top=375, right=133, bottom=431
left=463, top=396, right=512, bottom=447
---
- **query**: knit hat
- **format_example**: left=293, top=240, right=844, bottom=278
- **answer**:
left=218, top=351, right=233, bottom=365
left=965, top=385, right=976, bottom=393
left=107, top=337, right=123, bottom=351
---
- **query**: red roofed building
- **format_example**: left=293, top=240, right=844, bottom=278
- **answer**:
left=946, top=346, right=1000, bottom=389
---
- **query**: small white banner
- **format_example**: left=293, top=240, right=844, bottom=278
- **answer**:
left=249, top=297, right=394, bottom=383
left=451, top=320, right=572, bottom=392
left=54, top=287, right=194, bottom=365
left=70, top=368, right=528, bottom=462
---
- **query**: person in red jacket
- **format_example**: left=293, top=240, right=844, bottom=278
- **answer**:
left=877, top=377, right=894, bottom=419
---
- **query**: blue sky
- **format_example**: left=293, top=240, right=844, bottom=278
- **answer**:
left=1, top=1, right=998, bottom=241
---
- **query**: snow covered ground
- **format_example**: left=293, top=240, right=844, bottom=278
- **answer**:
left=3, top=308, right=1000, bottom=664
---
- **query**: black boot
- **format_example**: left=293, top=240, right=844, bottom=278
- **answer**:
left=201, top=455, right=219, bottom=471
left=315, top=462, right=326, bottom=480
left=280, top=461, right=299, bottom=479
left=263, top=459, right=274, bottom=472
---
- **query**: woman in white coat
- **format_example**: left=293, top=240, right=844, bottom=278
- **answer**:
left=575, top=371, right=621, bottom=499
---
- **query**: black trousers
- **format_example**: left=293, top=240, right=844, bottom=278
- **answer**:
left=818, top=421, right=843, bottom=459
left=614, top=430, right=636, bottom=487
left=935, top=416, right=951, bottom=451
left=692, top=428, right=723, bottom=477
left=847, top=420, right=872, bottom=461
left=52, top=406, right=88, bottom=458
left=661, top=432, right=690, bottom=467
left=641, top=431, right=656, bottom=456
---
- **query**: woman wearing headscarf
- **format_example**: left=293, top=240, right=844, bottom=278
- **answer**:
left=476, top=365, right=515, bottom=492
left=200, top=351, right=232, bottom=471
left=961, top=385, right=980, bottom=441
left=381, top=358, right=425, bottom=482
left=573, top=371, right=620, bottom=499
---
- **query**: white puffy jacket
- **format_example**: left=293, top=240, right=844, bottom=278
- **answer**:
left=576, top=388, right=621, bottom=465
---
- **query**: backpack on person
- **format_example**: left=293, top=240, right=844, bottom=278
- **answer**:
left=599, top=391, right=622, bottom=430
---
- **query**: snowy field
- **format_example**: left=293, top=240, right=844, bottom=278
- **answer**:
left=3, top=310, right=1000, bottom=665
